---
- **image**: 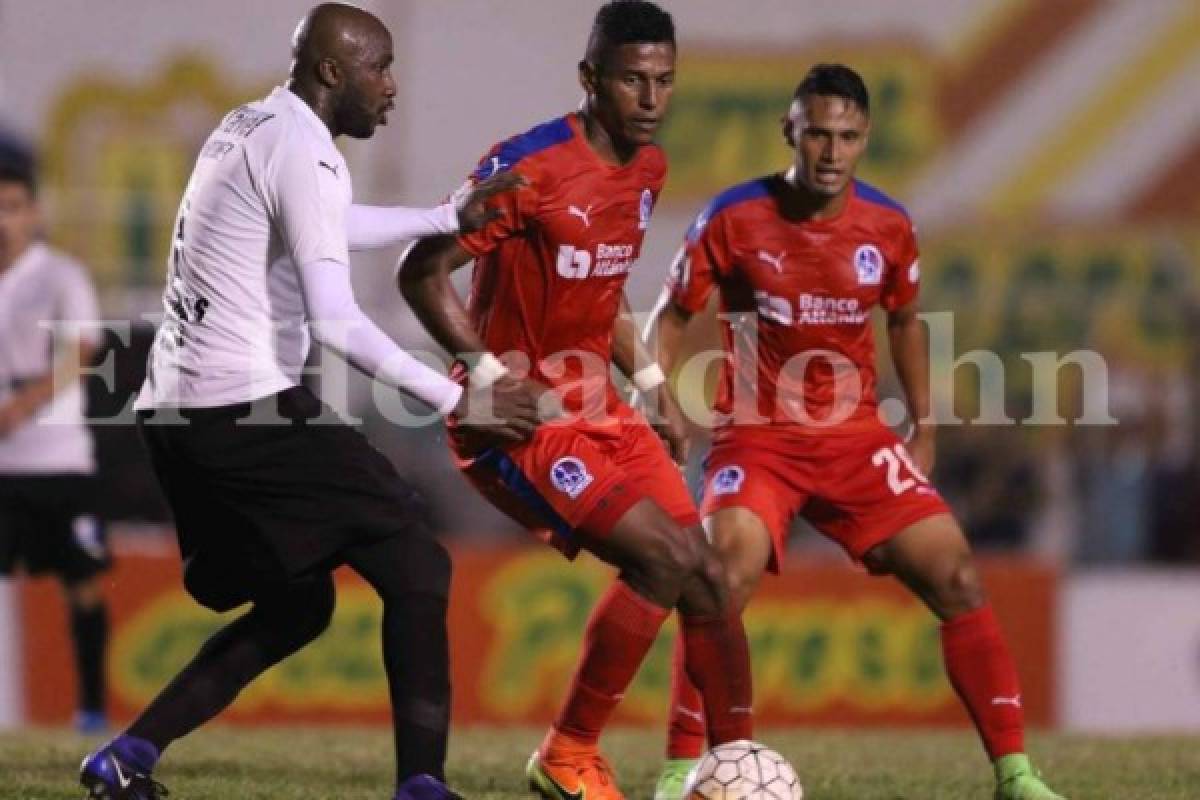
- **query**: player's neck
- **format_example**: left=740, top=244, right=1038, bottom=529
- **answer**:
left=579, top=111, right=638, bottom=166
left=780, top=165, right=851, bottom=222
left=286, top=80, right=339, bottom=138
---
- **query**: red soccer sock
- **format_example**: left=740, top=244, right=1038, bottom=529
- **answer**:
left=940, top=604, right=1025, bottom=759
left=552, top=579, right=670, bottom=746
left=665, top=631, right=706, bottom=759
left=681, top=612, right=753, bottom=747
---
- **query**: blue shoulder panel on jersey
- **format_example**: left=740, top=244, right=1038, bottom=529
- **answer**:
left=854, top=179, right=910, bottom=218
left=471, top=116, right=575, bottom=180
left=685, top=177, right=772, bottom=243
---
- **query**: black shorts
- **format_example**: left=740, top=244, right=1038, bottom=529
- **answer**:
left=0, top=473, right=109, bottom=583
left=138, top=386, right=432, bottom=611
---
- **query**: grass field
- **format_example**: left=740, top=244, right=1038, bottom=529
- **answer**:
left=3, top=725, right=1198, bottom=799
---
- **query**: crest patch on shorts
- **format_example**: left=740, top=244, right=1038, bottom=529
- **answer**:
left=711, top=465, right=746, bottom=496
left=550, top=457, right=594, bottom=499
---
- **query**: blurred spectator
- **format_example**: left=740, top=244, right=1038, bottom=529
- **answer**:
left=1074, top=353, right=1153, bottom=564
left=0, top=154, right=111, bottom=732
left=936, top=425, right=1040, bottom=552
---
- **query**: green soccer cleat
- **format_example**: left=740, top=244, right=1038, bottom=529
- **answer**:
left=653, top=757, right=699, bottom=800
left=994, top=754, right=1068, bottom=800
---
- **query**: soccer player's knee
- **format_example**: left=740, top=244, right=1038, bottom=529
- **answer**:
left=689, top=539, right=728, bottom=590
left=940, top=554, right=985, bottom=613
left=639, top=522, right=700, bottom=589
left=724, top=564, right=759, bottom=612
left=665, top=524, right=705, bottom=578
left=283, top=575, right=336, bottom=642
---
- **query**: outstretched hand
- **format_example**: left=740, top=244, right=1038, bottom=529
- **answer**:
left=456, top=172, right=527, bottom=233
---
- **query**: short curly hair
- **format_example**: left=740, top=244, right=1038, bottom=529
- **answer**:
left=585, top=1, right=675, bottom=72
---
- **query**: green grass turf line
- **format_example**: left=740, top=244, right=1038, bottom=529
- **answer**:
left=4, top=726, right=1198, bottom=799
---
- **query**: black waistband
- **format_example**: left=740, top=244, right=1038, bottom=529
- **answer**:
left=136, top=385, right=323, bottom=423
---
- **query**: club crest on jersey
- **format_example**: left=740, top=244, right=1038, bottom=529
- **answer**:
left=711, top=465, right=746, bottom=496
left=550, top=457, right=594, bottom=499
left=854, top=244, right=884, bottom=285
left=638, top=188, right=653, bottom=230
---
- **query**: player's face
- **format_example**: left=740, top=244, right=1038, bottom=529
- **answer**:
left=0, top=181, right=38, bottom=268
left=787, top=94, right=869, bottom=198
left=336, top=31, right=397, bottom=139
left=588, top=42, right=676, bottom=149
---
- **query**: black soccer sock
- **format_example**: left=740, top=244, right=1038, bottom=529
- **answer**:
left=344, top=533, right=452, bottom=784
left=386, top=592, right=451, bottom=782
left=126, top=573, right=335, bottom=751
left=69, top=600, right=109, bottom=713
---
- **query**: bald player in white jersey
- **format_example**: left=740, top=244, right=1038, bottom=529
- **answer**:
left=81, top=5, right=538, bottom=800
left=0, top=161, right=110, bottom=735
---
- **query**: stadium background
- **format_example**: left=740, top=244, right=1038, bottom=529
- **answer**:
left=1, top=0, right=1197, bottom=738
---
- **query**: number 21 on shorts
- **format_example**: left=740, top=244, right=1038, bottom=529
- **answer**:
left=871, top=444, right=929, bottom=495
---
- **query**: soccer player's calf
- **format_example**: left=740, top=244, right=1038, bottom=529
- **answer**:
left=94, top=531, right=454, bottom=790
left=861, top=515, right=1027, bottom=764
left=553, top=497, right=752, bottom=753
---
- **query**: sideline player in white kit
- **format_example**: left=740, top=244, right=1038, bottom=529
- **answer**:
left=80, top=5, right=538, bottom=800
left=0, top=160, right=109, bottom=735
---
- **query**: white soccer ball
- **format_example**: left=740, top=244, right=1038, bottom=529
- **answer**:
left=683, top=739, right=803, bottom=800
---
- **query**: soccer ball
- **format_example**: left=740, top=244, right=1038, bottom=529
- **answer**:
left=683, top=739, right=803, bottom=800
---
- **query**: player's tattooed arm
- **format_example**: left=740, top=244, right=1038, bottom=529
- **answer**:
left=887, top=300, right=935, bottom=475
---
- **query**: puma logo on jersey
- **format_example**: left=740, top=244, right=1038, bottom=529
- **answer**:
left=567, top=204, right=593, bottom=228
left=318, top=160, right=339, bottom=177
left=757, top=249, right=787, bottom=273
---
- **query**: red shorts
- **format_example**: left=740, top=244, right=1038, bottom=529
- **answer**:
left=457, top=407, right=699, bottom=559
left=700, top=423, right=950, bottom=572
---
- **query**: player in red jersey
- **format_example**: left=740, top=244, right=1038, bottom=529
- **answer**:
left=646, top=64, right=1067, bottom=800
left=399, top=4, right=753, bottom=799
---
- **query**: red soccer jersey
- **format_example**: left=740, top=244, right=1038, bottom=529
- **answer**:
left=668, top=175, right=920, bottom=434
left=457, top=113, right=666, bottom=420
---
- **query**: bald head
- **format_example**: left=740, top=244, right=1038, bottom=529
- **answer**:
left=287, top=3, right=396, bottom=139
left=291, top=3, right=388, bottom=78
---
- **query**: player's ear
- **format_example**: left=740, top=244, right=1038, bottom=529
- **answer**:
left=578, top=59, right=598, bottom=96
left=781, top=116, right=796, bottom=149
left=316, top=57, right=341, bottom=89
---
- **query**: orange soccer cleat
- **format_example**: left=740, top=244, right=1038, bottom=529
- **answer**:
left=525, top=731, right=625, bottom=800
